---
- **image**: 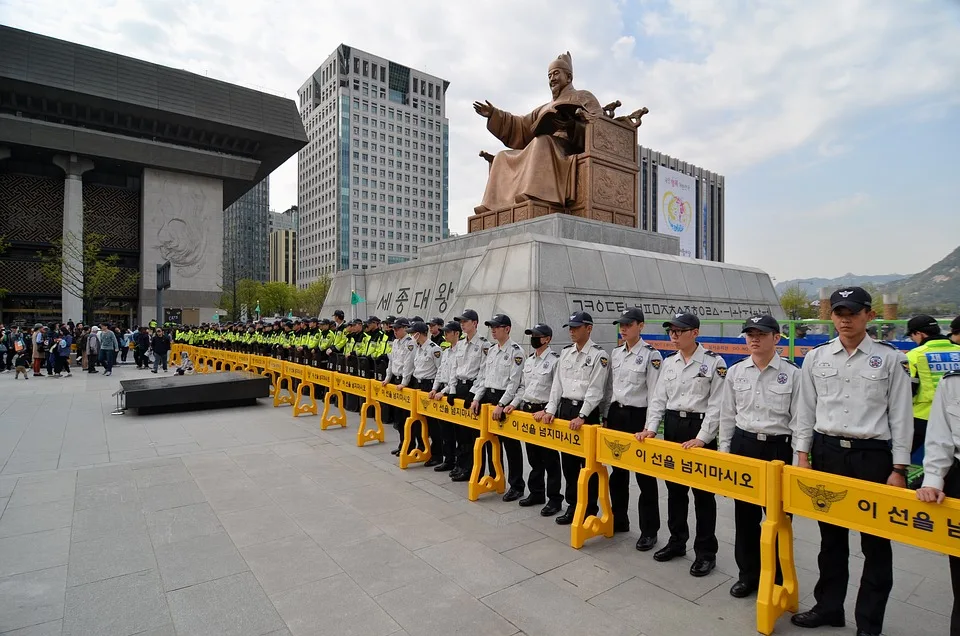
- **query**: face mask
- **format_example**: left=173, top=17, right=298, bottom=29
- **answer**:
left=530, top=337, right=544, bottom=349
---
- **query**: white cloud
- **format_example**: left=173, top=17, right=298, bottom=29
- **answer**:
left=611, top=35, right=635, bottom=59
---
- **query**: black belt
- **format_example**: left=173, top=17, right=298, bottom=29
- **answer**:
left=815, top=432, right=891, bottom=450
left=734, top=427, right=791, bottom=444
left=413, top=376, right=436, bottom=384
left=521, top=401, right=546, bottom=412
left=456, top=378, right=475, bottom=388
left=611, top=402, right=645, bottom=412
left=665, top=409, right=704, bottom=421
left=560, top=397, right=584, bottom=407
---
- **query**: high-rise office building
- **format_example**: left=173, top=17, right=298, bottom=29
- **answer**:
left=269, top=229, right=297, bottom=286
left=297, top=45, right=449, bottom=286
left=269, top=205, right=299, bottom=234
left=223, top=176, right=270, bottom=285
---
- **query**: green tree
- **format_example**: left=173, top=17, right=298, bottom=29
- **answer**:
left=38, top=231, right=139, bottom=324
left=295, top=277, right=331, bottom=316
left=779, top=286, right=816, bottom=320
left=259, top=281, right=295, bottom=316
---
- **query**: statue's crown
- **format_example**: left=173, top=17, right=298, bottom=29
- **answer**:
left=549, top=51, right=573, bottom=74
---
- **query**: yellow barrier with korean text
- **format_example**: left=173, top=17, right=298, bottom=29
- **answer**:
left=293, top=367, right=332, bottom=417
left=367, top=383, right=416, bottom=457
left=320, top=375, right=370, bottom=430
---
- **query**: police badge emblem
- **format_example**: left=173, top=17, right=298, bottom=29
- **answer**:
left=868, top=355, right=882, bottom=368
left=777, top=372, right=788, bottom=384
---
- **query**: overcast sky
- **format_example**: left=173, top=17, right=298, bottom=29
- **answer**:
left=3, top=0, right=958, bottom=282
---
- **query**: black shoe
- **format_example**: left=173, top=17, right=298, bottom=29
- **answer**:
left=451, top=471, right=470, bottom=483
left=433, top=462, right=454, bottom=472
left=555, top=509, right=576, bottom=525
left=856, top=631, right=880, bottom=636
left=653, top=545, right=686, bottom=562
left=729, top=580, right=758, bottom=598
left=613, top=520, right=630, bottom=533
left=390, top=449, right=400, bottom=456
left=518, top=495, right=546, bottom=507
left=424, top=457, right=442, bottom=468
left=502, top=488, right=523, bottom=502
left=690, top=558, right=716, bottom=577
left=635, top=536, right=657, bottom=552
left=790, top=610, right=845, bottom=629
left=540, top=502, right=562, bottom=517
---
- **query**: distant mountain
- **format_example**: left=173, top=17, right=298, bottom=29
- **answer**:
left=881, top=246, right=960, bottom=314
left=775, top=273, right=908, bottom=295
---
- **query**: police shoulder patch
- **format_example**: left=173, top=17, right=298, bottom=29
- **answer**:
left=716, top=365, right=728, bottom=378
left=900, top=360, right=910, bottom=375
left=434, top=350, right=442, bottom=359
left=407, top=344, right=414, bottom=351
left=514, top=355, right=523, bottom=365
left=650, top=359, right=662, bottom=369
left=599, top=356, right=609, bottom=368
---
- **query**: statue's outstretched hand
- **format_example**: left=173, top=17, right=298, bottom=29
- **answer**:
left=473, top=100, right=494, bottom=118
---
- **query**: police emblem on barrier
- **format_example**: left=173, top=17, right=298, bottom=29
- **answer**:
left=798, top=481, right=847, bottom=512
left=420, top=397, right=431, bottom=411
left=604, top=438, right=631, bottom=460
left=777, top=372, right=788, bottom=385
left=868, top=355, right=883, bottom=368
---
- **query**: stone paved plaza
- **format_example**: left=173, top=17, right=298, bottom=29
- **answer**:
left=0, top=364, right=952, bottom=635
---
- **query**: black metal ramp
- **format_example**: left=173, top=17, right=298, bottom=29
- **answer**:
left=119, top=371, right=271, bottom=415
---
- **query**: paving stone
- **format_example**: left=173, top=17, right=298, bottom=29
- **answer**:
left=154, top=531, right=249, bottom=591
left=145, top=502, right=223, bottom=546
left=139, top=480, right=206, bottom=512
left=0, top=499, right=73, bottom=539
left=541, top=554, right=634, bottom=600
left=58, top=454, right=111, bottom=469
left=239, top=533, right=342, bottom=596
left=7, top=473, right=76, bottom=508
left=292, top=507, right=384, bottom=549
left=262, top=480, right=341, bottom=516
left=0, top=476, right=18, bottom=499
left=67, top=528, right=156, bottom=586
left=75, top=464, right=134, bottom=487
left=63, top=569, right=170, bottom=636
left=0, top=527, right=71, bottom=578
left=416, top=538, right=534, bottom=598
left=0, top=619, right=64, bottom=635
left=0, top=565, right=66, bottom=632
left=199, top=480, right=272, bottom=514
left=443, top=513, right=545, bottom=552
left=270, top=573, right=399, bottom=636
left=326, top=534, right=438, bottom=597
left=218, top=504, right=301, bottom=548
left=133, top=462, right=192, bottom=489
left=368, top=507, right=462, bottom=551
left=502, top=536, right=582, bottom=574
left=375, top=573, right=517, bottom=636
left=71, top=502, right=146, bottom=543
left=166, top=571, right=284, bottom=636
left=74, top=481, right=139, bottom=510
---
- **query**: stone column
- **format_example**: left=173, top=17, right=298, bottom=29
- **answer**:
left=53, top=154, right=95, bottom=323
left=819, top=287, right=831, bottom=320
left=883, top=294, right=899, bottom=320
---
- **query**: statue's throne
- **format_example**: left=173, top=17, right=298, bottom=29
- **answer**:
left=467, top=105, right=647, bottom=233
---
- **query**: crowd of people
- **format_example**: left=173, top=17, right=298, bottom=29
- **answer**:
left=0, top=321, right=175, bottom=378
left=170, top=290, right=960, bottom=636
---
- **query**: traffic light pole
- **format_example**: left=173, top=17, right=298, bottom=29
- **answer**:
left=156, top=261, right=171, bottom=326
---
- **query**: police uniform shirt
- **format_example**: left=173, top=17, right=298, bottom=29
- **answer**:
left=644, top=344, right=728, bottom=443
left=401, top=338, right=442, bottom=386
left=718, top=354, right=799, bottom=453
left=432, top=344, right=457, bottom=393
left=446, top=334, right=491, bottom=395
left=607, top=339, right=662, bottom=412
left=472, top=339, right=524, bottom=405
left=384, top=334, right=414, bottom=383
left=795, top=336, right=913, bottom=465
left=545, top=339, right=610, bottom=418
left=511, top=349, right=561, bottom=408
left=920, top=372, right=960, bottom=491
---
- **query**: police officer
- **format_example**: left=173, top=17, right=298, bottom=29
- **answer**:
left=383, top=318, right=413, bottom=455
left=445, top=309, right=490, bottom=482
left=470, top=314, right=525, bottom=500
left=401, top=320, right=443, bottom=463
left=604, top=307, right=663, bottom=548
left=915, top=370, right=960, bottom=636
left=718, top=314, right=799, bottom=598
left=638, top=312, right=726, bottom=577
left=429, top=321, right=463, bottom=471
left=907, top=314, right=960, bottom=482
left=950, top=316, right=960, bottom=346
left=505, top=323, right=563, bottom=516
left=792, top=287, right=912, bottom=636
left=535, top=311, right=609, bottom=526
left=429, top=317, right=445, bottom=346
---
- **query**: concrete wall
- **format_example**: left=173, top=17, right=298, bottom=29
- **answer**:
left=140, top=167, right=223, bottom=325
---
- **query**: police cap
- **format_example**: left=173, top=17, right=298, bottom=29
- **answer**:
left=563, top=312, right=593, bottom=328
left=524, top=323, right=553, bottom=337
left=830, top=286, right=872, bottom=312
left=613, top=307, right=645, bottom=325
left=741, top=314, right=780, bottom=334
left=662, top=313, right=700, bottom=330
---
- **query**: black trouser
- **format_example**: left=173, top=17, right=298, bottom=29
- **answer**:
left=4, top=349, right=14, bottom=370
left=479, top=389, right=524, bottom=491
left=452, top=380, right=476, bottom=471
left=811, top=433, right=893, bottom=635
left=522, top=402, right=562, bottom=505
left=608, top=403, right=660, bottom=537
left=344, top=355, right=360, bottom=412
left=943, top=460, right=960, bottom=636
left=913, top=416, right=928, bottom=455
left=120, top=346, right=128, bottom=362
left=134, top=346, right=146, bottom=368
left=730, top=428, right=792, bottom=585
left=557, top=398, right=599, bottom=516
left=412, top=378, right=440, bottom=454
left=663, top=410, right=717, bottom=559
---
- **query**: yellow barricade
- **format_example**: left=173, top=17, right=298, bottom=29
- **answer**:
left=234, top=353, right=251, bottom=371
left=273, top=361, right=298, bottom=407
left=293, top=367, right=332, bottom=418
left=783, top=466, right=960, bottom=558
left=498, top=412, right=611, bottom=548
left=320, top=374, right=370, bottom=430
left=366, top=383, right=415, bottom=453
left=263, top=358, right=284, bottom=398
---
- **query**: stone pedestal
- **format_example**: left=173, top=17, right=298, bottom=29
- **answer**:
left=882, top=294, right=899, bottom=320
left=819, top=287, right=832, bottom=320
left=53, top=154, right=94, bottom=323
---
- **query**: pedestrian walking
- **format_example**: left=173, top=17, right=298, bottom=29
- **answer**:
left=151, top=328, right=170, bottom=372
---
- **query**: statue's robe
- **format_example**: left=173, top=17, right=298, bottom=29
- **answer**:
left=478, top=84, right=602, bottom=213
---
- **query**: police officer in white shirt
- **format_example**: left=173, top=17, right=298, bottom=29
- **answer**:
left=429, top=321, right=463, bottom=472
left=535, top=311, right=609, bottom=526
left=383, top=318, right=413, bottom=456
left=916, top=370, right=960, bottom=636
left=792, top=287, right=913, bottom=636
left=505, top=323, right=563, bottom=516
left=401, top=320, right=444, bottom=466
left=471, top=314, right=525, bottom=500
left=637, top=312, right=726, bottom=577
left=604, top=307, right=663, bottom=550
left=719, top=314, right=799, bottom=598
left=446, top=309, right=491, bottom=482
